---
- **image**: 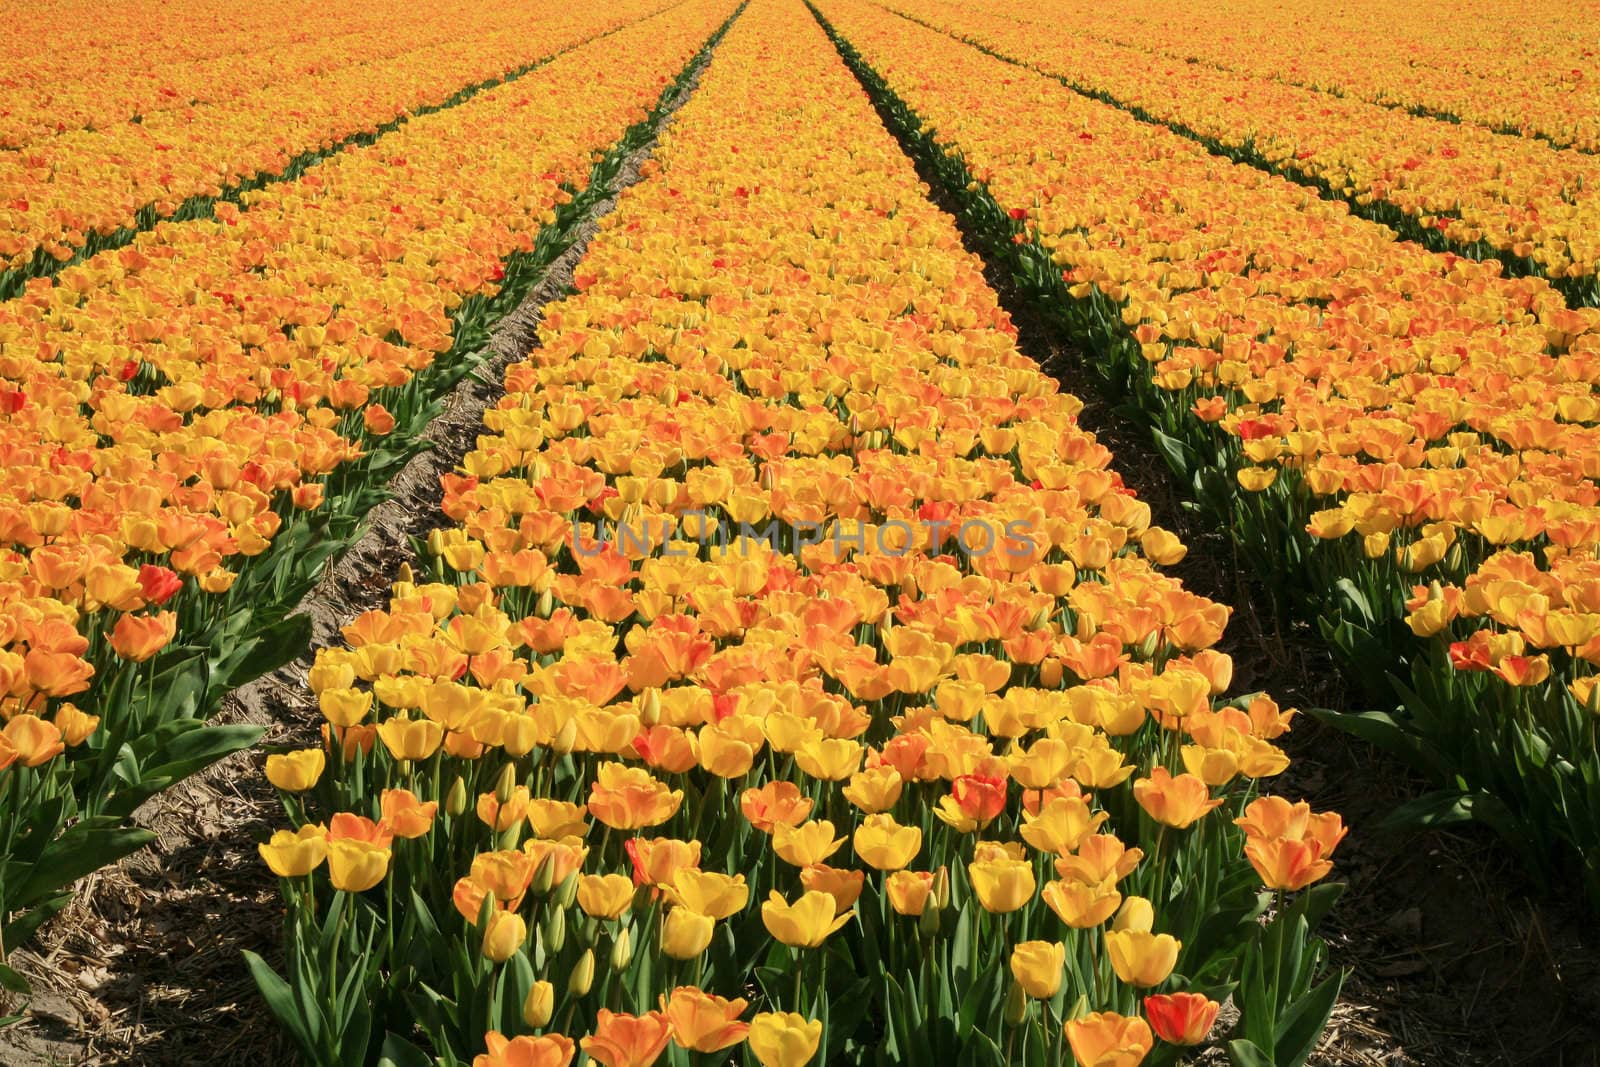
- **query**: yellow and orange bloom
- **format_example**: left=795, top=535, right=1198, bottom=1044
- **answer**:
left=661, top=986, right=750, bottom=1053
left=580, top=1010, right=673, bottom=1067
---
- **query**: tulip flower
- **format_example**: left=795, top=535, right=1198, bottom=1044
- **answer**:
left=326, top=838, right=391, bottom=892
left=799, top=865, right=865, bottom=912
left=761, top=890, right=850, bottom=948
left=580, top=1009, right=673, bottom=1067
left=1009, top=940, right=1065, bottom=998
left=473, top=1032, right=575, bottom=1067
left=380, top=788, right=438, bottom=838
left=258, top=824, right=328, bottom=878
left=967, top=856, right=1036, bottom=913
left=1105, top=929, right=1182, bottom=987
left=1132, top=768, right=1224, bottom=829
left=662, top=869, right=749, bottom=919
left=1064, top=1011, right=1155, bottom=1067
left=376, top=715, right=443, bottom=761
left=773, top=819, right=847, bottom=867
left=578, top=873, right=636, bottom=920
left=108, top=611, right=177, bottom=662
left=660, top=907, right=715, bottom=960
left=481, top=910, right=527, bottom=963
left=747, top=1012, right=823, bottom=1067
left=885, top=870, right=936, bottom=916
left=740, top=780, right=814, bottom=832
left=660, top=986, right=750, bottom=1053
left=588, top=762, right=684, bottom=829
left=1, top=715, right=65, bottom=768
left=523, top=981, right=555, bottom=1029
left=852, top=813, right=922, bottom=870
left=265, top=748, right=325, bottom=792
left=1144, top=992, right=1220, bottom=1045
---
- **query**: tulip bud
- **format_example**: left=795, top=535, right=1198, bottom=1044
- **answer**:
left=445, top=776, right=468, bottom=817
left=522, top=980, right=554, bottom=1028
left=556, top=871, right=581, bottom=909
left=536, top=588, right=554, bottom=618
left=531, top=852, right=556, bottom=897
left=760, top=465, right=775, bottom=492
left=495, top=763, right=518, bottom=805
left=397, top=562, right=415, bottom=585
left=568, top=949, right=595, bottom=997
left=1138, top=631, right=1161, bottom=660
left=1030, top=605, right=1053, bottom=631
left=481, top=911, right=526, bottom=963
left=917, top=897, right=942, bottom=942
left=1004, top=981, right=1028, bottom=1026
left=640, top=688, right=662, bottom=728
left=551, top=717, right=578, bottom=755
left=933, top=865, right=951, bottom=911
left=609, top=926, right=634, bottom=972
left=542, top=904, right=567, bottom=954
left=1113, top=896, right=1154, bottom=933
left=1038, top=658, right=1063, bottom=688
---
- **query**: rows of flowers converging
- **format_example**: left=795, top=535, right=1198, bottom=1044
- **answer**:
left=257, top=2, right=1346, bottom=1064
left=812, top=0, right=1600, bottom=898
left=979, top=0, right=1600, bottom=155
left=874, top=0, right=1600, bottom=299
left=0, top=0, right=682, bottom=283
left=0, top=0, right=736, bottom=973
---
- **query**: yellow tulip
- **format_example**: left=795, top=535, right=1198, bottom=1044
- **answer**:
left=760, top=890, right=850, bottom=948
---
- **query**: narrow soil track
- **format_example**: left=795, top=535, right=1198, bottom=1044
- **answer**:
left=0, top=60, right=714, bottom=1067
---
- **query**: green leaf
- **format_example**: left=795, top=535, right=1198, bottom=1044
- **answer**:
left=1227, top=1038, right=1276, bottom=1067
left=10, top=824, right=156, bottom=905
left=1306, top=707, right=1418, bottom=764
left=1331, top=578, right=1374, bottom=627
left=0, top=961, right=30, bottom=995
left=243, top=950, right=312, bottom=1051
left=376, top=1032, right=434, bottom=1067
left=104, top=723, right=265, bottom=817
left=1376, top=789, right=1477, bottom=833
left=1149, top=427, right=1195, bottom=481
left=0, top=893, right=70, bottom=954
left=211, top=613, right=313, bottom=690
left=1275, top=971, right=1345, bottom=1067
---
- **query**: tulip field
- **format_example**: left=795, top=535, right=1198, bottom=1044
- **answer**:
left=2, top=0, right=1597, bottom=1063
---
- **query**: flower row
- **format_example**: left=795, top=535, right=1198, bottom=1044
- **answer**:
left=257, top=2, right=1346, bottom=1065
left=963, top=0, right=1599, bottom=154
left=874, top=0, right=1600, bottom=300
left=3, top=0, right=510, bottom=146
left=0, top=0, right=676, bottom=284
left=0, top=0, right=738, bottom=982
left=813, top=0, right=1600, bottom=898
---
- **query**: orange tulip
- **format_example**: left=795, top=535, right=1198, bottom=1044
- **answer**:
left=660, top=986, right=750, bottom=1053
left=580, top=1010, right=672, bottom=1067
